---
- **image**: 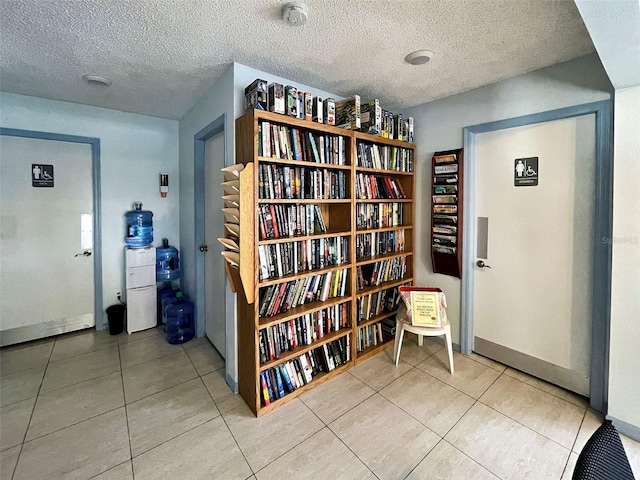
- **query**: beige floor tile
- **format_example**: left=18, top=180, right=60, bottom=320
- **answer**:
left=380, top=368, right=475, bottom=436
left=256, top=427, right=376, bottom=480
left=133, top=418, right=252, bottom=480
left=350, top=349, right=412, bottom=391
left=40, top=346, right=120, bottom=394
left=127, top=378, right=219, bottom=457
left=223, top=399, right=324, bottom=472
left=0, top=341, right=53, bottom=377
left=0, top=445, right=21, bottom=480
left=466, top=352, right=507, bottom=373
left=504, top=367, right=588, bottom=408
left=416, top=350, right=501, bottom=399
left=183, top=335, right=213, bottom=350
left=621, top=434, right=640, bottom=478
left=122, top=350, right=198, bottom=403
left=184, top=341, right=224, bottom=375
left=92, top=461, right=133, bottom=479
left=299, top=372, right=375, bottom=424
left=479, top=374, right=585, bottom=449
left=26, top=371, right=124, bottom=441
left=572, top=408, right=603, bottom=453
left=395, top=334, right=443, bottom=366
left=0, top=367, right=44, bottom=407
left=201, top=369, right=244, bottom=414
left=117, top=326, right=164, bottom=345
left=119, top=334, right=183, bottom=368
left=0, top=397, right=35, bottom=450
left=49, top=329, right=118, bottom=363
left=330, top=394, right=440, bottom=480
left=561, top=452, right=579, bottom=480
left=406, top=440, right=499, bottom=480
left=445, top=402, right=569, bottom=480
left=13, top=408, right=130, bottom=480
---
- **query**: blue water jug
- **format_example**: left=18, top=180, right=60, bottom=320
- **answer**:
left=165, top=292, right=195, bottom=344
left=161, top=290, right=186, bottom=327
left=125, top=202, right=153, bottom=248
left=157, top=282, right=178, bottom=323
left=156, top=238, right=180, bottom=282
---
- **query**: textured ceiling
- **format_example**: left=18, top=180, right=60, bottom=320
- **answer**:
left=0, top=0, right=595, bottom=120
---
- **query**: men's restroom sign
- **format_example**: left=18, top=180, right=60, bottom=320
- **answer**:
left=32, top=164, right=54, bottom=187
left=514, top=157, right=538, bottom=187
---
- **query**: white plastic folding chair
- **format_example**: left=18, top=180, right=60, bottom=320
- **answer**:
left=393, top=286, right=454, bottom=374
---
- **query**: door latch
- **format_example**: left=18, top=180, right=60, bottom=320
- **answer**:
left=75, top=250, right=92, bottom=257
left=476, top=260, right=491, bottom=269
left=199, top=245, right=208, bottom=253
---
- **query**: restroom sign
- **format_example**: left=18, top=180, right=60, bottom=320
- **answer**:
left=514, top=157, right=538, bottom=187
left=32, top=164, right=54, bottom=187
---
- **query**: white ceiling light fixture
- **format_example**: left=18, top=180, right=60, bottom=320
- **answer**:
left=405, top=50, right=435, bottom=66
left=282, top=2, right=309, bottom=27
left=82, top=74, right=112, bottom=86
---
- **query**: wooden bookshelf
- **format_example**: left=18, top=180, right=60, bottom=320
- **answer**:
left=430, top=148, right=463, bottom=278
left=233, top=110, right=415, bottom=416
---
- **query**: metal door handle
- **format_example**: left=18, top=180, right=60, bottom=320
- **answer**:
left=199, top=245, right=208, bottom=253
left=476, top=260, right=491, bottom=269
left=75, top=250, right=92, bottom=257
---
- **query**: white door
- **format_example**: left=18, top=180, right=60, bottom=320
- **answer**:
left=0, top=135, right=95, bottom=346
left=204, top=132, right=226, bottom=357
left=473, top=115, right=595, bottom=395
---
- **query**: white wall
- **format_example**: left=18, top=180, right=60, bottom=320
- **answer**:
left=1, top=93, right=180, bottom=328
left=402, top=54, right=612, bottom=344
left=608, top=85, right=640, bottom=431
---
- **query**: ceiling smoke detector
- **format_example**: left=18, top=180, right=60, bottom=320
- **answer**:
left=82, top=74, right=112, bottom=86
left=282, top=2, right=308, bottom=26
left=405, top=50, right=435, bottom=66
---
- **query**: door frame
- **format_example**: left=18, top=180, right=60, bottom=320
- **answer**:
left=460, top=100, right=613, bottom=412
left=193, top=114, right=237, bottom=389
left=0, top=127, right=103, bottom=336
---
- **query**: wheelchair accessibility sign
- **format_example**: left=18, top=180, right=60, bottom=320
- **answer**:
left=32, top=164, right=54, bottom=187
left=514, top=157, right=538, bottom=187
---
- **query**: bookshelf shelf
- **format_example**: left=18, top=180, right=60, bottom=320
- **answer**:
left=233, top=109, right=415, bottom=416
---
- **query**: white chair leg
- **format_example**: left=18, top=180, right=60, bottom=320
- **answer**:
left=395, top=324, right=405, bottom=366
left=444, top=325, right=454, bottom=374
left=393, top=319, right=401, bottom=361
left=417, top=334, right=423, bottom=347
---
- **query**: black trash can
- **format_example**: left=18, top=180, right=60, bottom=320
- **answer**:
left=106, top=304, right=126, bottom=335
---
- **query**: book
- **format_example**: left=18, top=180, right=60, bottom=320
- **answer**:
left=304, top=92, right=312, bottom=121
left=434, top=164, right=458, bottom=174
left=335, top=95, right=361, bottom=129
left=268, top=82, right=285, bottom=114
left=323, top=98, right=335, bottom=125
left=285, top=85, right=298, bottom=117
left=244, top=79, right=267, bottom=112
left=313, top=96, right=323, bottom=123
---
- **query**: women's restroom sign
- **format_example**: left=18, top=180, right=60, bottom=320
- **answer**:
left=32, top=164, right=54, bottom=187
left=514, top=157, right=538, bottom=186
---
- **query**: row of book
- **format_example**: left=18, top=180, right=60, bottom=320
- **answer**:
left=355, top=173, right=406, bottom=200
left=258, top=121, right=347, bottom=165
left=258, top=269, right=349, bottom=318
left=356, top=230, right=405, bottom=260
left=258, top=204, right=327, bottom=240
left=259, top=336, right=350, bottom=407
left=356, top=143, right=414, bottom=173
left=258, top=164, right=348, bottom=200
left=356, top=257, right=408, bottom=290
left=356, top=322, right=387, bottom=352
left=356, top=202, right=405, bottom=230
left=360, top=98, right=414, bottom=141
left=356, top=285, right=403, bottom=325
left=258, top=236, right=349, bottom=281
left=259, top=303, right=351, bottom=365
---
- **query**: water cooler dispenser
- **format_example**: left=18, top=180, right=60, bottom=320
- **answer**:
left=124, top=202, right=157, bottom=333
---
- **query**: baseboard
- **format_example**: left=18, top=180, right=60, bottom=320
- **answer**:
left=0, top=314, right=94, bottom=347
left=226, top=371, right=239, bottom=394
left=607, top=415, right=640, bottom=443
left=474, top=336, right=589, bottom=396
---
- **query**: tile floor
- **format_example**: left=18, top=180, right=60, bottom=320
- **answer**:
left=1, top=327, right=639, bottom=480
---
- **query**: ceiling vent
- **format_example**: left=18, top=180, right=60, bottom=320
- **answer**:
left=82, top=74, right=112, bottom=86
left=405, top=50, right=435, bottom=66
left=282, top=2, right=308, bottom=27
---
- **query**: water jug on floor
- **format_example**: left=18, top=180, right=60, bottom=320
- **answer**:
left=125, top=201, right=153, bottom=248
left=156, top=238, right=180, bottom=282
left=165, top=292, right=194, bottom=344
left=157, top=282, right=178, bottom=323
